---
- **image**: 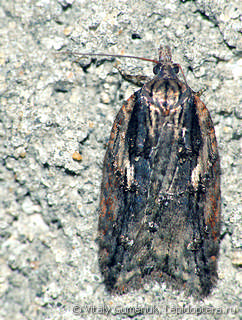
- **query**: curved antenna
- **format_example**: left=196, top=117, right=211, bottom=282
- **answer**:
left=61, top=51, right=159, bottom=64
left=60, top=49, right=189, bottom=87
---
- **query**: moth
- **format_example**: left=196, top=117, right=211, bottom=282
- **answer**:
left=98, top=46, right=221, bottom=298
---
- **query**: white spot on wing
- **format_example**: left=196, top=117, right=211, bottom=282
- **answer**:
left=191, top=162, right=202, bottom=190
left=125, top=161, right=135, bottom=188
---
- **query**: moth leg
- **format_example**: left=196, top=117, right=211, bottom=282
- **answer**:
left=190, top=87, right=206, bottom=97
left=115, top=63, right=151, bottom=87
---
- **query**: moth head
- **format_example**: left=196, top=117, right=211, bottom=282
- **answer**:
left=153, top=62, right=180, bottom=78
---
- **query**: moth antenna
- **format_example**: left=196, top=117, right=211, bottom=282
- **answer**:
left=60, top=51, right=159, bottom=64
left=60, top=50, right=189, bottom=87
left=177, top=64, right=188, bottom=87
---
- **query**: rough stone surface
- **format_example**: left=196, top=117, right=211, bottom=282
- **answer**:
left=0, top=0, right=241, bottom=319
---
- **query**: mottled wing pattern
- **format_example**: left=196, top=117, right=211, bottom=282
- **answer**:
left=98, top=47, right=220, bottom=298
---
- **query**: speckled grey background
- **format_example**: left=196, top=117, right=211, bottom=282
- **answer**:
left=0, top=0, right=241, bottom=319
